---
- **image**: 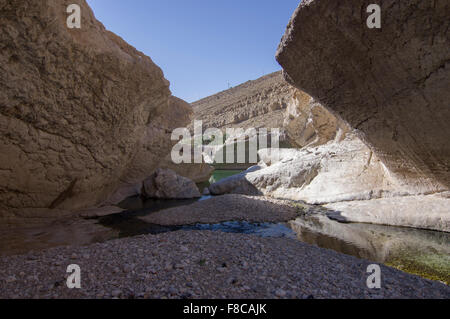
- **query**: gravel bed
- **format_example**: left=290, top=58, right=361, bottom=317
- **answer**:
left=139, top=194, right=299, bottom=225
left=0, top=231, right=448, bottom=299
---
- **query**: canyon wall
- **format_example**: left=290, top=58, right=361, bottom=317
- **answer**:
left=192, top=71, right=349, bottom=150
left=192, top=72, right=290, bottom=132
left=0, top=0, right=191, bottom=218
left=276, top=0, right=450, bottom=195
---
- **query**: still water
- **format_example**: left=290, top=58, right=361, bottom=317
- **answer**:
left=1, top=170, right=448, bottom=284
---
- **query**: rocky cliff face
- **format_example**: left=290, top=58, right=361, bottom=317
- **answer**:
left=192, top=71, right=290, bottom=132
left=276, top=0, right=450, bottom=195
left=0, top=0, right=190, bottom=218
left=192, top=71, right=349, bottom=151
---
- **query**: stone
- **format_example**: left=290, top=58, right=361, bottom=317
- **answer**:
left=325, top=193, right=450, bottom=232
left=207, top=137, right=399, bottom=205
left=0, top=0, right=191, bottom=218
left=142, top=168, right=201, bottom=199
left=275, top=289, right=286, bottom=298
left=107, top=97, right=195, bottom=204
left=283, top=91, right=350, bottom=148
left=276, top=0, right=450, bottom=195
left=208, top=166, right=263, bottom=196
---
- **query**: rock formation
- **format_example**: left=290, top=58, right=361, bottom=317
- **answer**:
left=142, top=168, right=201, bottom=199
left=192, top=71, right=350, bottom=167
left=208, top=166, right=263, bottom=196
left=269, top=0, right=450, bottom=231
left=0, top=0, right=192, bottom=218
left=284, top=90, right=349, bottom=148
left=192, top=71, right=291, bottom=132
left=276, top=0, right=450, bottom=195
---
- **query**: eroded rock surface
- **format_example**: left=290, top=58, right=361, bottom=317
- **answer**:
left=284, top=90, right=350, bottom=148
left=325, top=193, right=450, bottom=232
left=209, top=136, right=397, bottom=203
left=276, top=0, right=450, bottom=194
left=0, top=0, right=191, bottom=218
left=142, top=169, right=201, bottom=199
left=192, top=71, right=291, bottom=132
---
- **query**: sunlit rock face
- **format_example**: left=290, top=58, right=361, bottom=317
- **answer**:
left=192, top=71, right=291, bottom=134
left=276, top=0, right=450, bottom=195
left=0, top=0, right=191, bottom=218
left=191, top=71, right=351, bottom=170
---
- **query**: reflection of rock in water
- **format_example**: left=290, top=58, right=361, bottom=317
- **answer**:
left=289, top=216, right=378, bottom=261
left=0, top=219, right=119, bottom=256
left=289, top=215, right=450, bottom=283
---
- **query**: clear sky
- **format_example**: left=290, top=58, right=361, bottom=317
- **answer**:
left=86, top=0, right=300, bottom=102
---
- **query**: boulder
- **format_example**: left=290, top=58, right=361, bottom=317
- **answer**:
left=325, top=193, right=450, bottom=232
left=208, top=166, right=263, bottom=196
left=0, top=0, right=192, bottom=218
left=210, top=136, right=401, bottom=203
left=276, top=0, right=450, bottom=194
left=142, top=169, right=201, bottom=199
left=107, top=96, right=196, bottom=203
left=161, top=160, right=214, bottom=183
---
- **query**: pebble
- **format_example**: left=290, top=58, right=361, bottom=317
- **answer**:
left=0, top=231, right=448, bottom=299
left=111, top=289, right=122, bottom=297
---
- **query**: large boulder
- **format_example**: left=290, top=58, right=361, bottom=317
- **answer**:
left=105, top=96, right=195, bottom=204
left=276, top=0, right=450, bottom=194
left=248, top=136, right=396, bottom=204
left=0, top=0, right=190, bottom=218
left=142, top=168, right=201, bottom=199
left=209, top=135, right=399, bottom=203
left=208, top=166, right=263, bottom=196
left=161, top=161, right=214, bottom=183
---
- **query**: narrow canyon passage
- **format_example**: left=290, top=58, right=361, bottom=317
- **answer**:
left=0, top=0, right=449, bottom=301
left=1, top=170, right=448, bottom=286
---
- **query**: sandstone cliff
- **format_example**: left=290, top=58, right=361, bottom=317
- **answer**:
left=276, top=0, right=450, bottom=195
left=0, top=0, right=191, bottom=218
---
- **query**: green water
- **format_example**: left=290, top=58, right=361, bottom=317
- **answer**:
left=209, top=170, right=243, bottom=184
left=196, top=169, right=243, bottom=192
left=2, top=167, right=447, bottom=285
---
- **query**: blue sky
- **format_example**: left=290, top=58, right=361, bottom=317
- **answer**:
left=86, top=0, right=300, bottom=102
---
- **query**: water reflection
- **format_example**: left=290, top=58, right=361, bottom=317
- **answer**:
left=289, top=215, right=450, bottom=283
